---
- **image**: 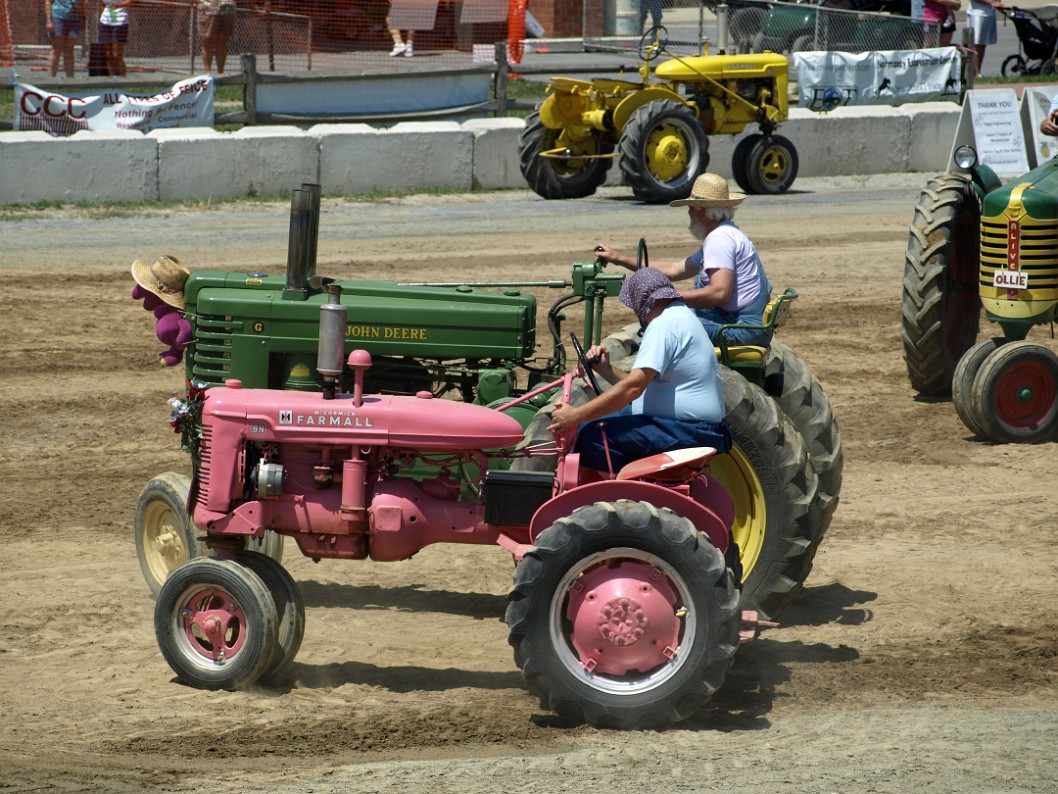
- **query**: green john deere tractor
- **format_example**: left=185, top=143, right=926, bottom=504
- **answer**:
left=518, top=26, right=798, bottom=202
left=135, top=186, right=841, bottom=622
left=902, top=145, right=1058, bottom=442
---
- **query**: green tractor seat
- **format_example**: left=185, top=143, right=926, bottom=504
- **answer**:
left=714, top=288, right=798, bottom=389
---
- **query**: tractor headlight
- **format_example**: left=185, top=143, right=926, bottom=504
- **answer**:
left=953, top=144, right=978, bottom=171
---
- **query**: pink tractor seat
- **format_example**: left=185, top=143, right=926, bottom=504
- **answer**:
left=615, top=446, right=718, bottom=484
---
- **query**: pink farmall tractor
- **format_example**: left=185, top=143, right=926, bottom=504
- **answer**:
left=152, top=280, right=772, bottom=730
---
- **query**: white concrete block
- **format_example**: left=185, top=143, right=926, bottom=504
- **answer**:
left=0, top=129, right=157, bottom=204
left=784, top=107, right=911, bottom=176
left=151, top=127, right=319, bottom=201
left=463, top=118, right=524, bottom=190
left=898, top=104, right=961, bottom=173
left=314, top=123, right=473, bottom=194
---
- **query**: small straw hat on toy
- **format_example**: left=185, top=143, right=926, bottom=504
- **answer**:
left=131, top=255, right=191, bottom=311
left=669, top=172, right=746, bottom=208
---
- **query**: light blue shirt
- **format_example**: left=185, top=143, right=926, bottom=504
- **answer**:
left=630, top=302, right=725, bottom=423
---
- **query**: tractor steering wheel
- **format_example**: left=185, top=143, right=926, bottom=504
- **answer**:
left=638, top=25, right=669, bottom=62
left=636, top=237, right=650, bottom=270
left=570, top=332, right=602, bottom=396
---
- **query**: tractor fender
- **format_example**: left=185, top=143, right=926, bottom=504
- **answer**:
left=528, top=479, right=730, bottom=554
left=972, top=164, right=1002, bottom=197
left=612, top=87, right=692, bottom=132
left=539, top=82, right=600, bottom=129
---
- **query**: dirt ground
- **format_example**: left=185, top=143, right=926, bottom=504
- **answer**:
left=1, top=177, right=1056, bottom=793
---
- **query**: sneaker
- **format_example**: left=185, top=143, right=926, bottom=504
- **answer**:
left=389, top=43, right=405, bottom=56
left=403, top=43, right=413, bottom=57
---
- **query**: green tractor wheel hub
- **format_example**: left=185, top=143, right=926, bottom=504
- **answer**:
left=707, top=444, right=766, bottom=578
left=646, top=124, right=689, bottom=181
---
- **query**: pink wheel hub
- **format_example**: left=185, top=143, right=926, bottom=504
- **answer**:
left=566, top=560, right=681, bottom=676
left=181, top=587, right=249, bottom=663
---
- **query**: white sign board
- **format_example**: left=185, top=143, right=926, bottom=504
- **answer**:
left=15, top=76, right=214, bottom=136
left=950, top=89, right=1029, bottom=177
left=794, top=48, right=961, bottom=111
left=1024, top=86, right=1058, bottom=169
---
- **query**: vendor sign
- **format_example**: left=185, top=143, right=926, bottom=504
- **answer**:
left=794, top=48, right=961, bottom=111
left=15, top=76, right=214, bottom=136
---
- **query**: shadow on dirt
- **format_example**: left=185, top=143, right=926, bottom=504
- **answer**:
left=298, top=579, right=507, bottom=621
left=277, top=660, right=525, bottom=693
left=780, top=581, right=878, bottom=627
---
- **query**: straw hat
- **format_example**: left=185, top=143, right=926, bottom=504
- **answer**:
left=131, top=255, right=191, bottom=310
left=669, top=172, right=746, bottom=208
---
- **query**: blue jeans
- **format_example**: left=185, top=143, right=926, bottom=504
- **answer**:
left=575, top=407, right=732, bottom=473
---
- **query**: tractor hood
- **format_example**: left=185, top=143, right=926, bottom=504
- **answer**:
left=654, top=52, right=789, bottom=81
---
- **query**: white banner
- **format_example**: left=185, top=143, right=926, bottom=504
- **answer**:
left=15, top=76, right=215, bottom=136
left=794, top=48, right=961, bottom=112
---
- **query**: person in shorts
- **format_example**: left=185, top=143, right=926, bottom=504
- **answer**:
left=45, top=0, right=83, bottom=78
left=99, top=0, right=132, bottom=78
left=197, top=0, right=237, bottom=73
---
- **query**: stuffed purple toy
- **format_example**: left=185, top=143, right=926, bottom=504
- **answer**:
left=131, top=255, right=193, bottom=366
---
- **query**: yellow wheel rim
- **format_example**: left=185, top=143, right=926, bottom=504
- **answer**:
left=141, top=501, right=191, bottom=587
left=709, top=443, right=766, bottom=578
left=645, top=123, right=689, bottom=182
left=757, top=145, right=790, bottom=187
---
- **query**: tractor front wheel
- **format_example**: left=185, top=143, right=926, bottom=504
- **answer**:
left=619, top=99, right=710, bottom=204
left=970, top=341, right=1058, bottom=443
left=519, top=110, right=613, bottom=200
left=731, top=133, right=763, bottom=195
left=952, top=337, right=1001, bottom=438
left=235, top=551, right=305, bottom=681
left=506, top=500, right=740, bottom=729
left=135, top=473, right=285, bottom=596
left=155, top=558, right=278, bottom=690
left=902, top=173, right=982, bottom=395
left=744, top=135, right=798, bottom=194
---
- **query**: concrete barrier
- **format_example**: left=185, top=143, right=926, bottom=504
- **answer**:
left=0, top=103, right=961, bottom=205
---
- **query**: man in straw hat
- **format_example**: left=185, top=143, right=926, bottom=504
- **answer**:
left=593, top=172, right=773, bottom=347
left=548, top=267, right=730, bottom=474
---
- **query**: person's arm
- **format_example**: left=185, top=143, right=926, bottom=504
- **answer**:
left=45, top=1, right=53, bottom=30
left=592, top=243, right=699, bottom=282
left=548, top=368, right=657, bottom=434
left=678, top=267, right=734, bottom=309
left=1043, top=106, right=1058, bottom=136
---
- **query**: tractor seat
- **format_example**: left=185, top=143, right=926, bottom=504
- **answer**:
left=715, top=345, right=767, bottom=364
left=616, top=447, right=718, bottom=483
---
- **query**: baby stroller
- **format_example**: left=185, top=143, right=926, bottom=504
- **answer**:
left=1000, top=5, right=1058, bottom=77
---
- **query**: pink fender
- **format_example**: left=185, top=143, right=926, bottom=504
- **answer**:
left=528, top=479, right=730, bottom=554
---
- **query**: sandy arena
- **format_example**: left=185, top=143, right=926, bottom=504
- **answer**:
left=1, top=177, right=1056, bottom=793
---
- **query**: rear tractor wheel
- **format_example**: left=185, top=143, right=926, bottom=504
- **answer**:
left=902, top=173, right=982, bottom=395
left=506, top=500, right=740, bottom=729
left=519, top=110, right=613, bottom=200
left=619, top=99, right=710, bottom=204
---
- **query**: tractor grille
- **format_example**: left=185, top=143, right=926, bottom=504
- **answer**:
left=194, top=425, right=213, bottom=511
left=189, top=314, right=234, bottom=386
left=980, top=214, right=1058, bottom=299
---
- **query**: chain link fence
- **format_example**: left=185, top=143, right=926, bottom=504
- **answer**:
left=6, top=0, right=518, bottom=76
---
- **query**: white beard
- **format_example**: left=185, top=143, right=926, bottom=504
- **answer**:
left=688, top=214, right=709, bottom=241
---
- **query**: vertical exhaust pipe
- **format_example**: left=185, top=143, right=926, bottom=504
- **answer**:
left=284, top=183, right=320, bottom=299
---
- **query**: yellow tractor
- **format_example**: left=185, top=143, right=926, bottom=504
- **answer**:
left=518, top=26, right=797, bottom=203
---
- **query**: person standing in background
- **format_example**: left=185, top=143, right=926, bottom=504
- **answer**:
left=99, top=0, right=132, bottom=78
left=44, top=0, right=83, bottom=78
left=967, top=0, right=1003, bottom=76
left=387, top=5, right=414, bottom=58
left=197, top=0, right=236, bottom=73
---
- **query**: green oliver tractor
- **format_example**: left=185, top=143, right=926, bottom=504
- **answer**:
left=902, top=145, right=1058, bottom=442
left=135, top=187, right=840, bottom=624
left=518, top=26, right=798, bottom=202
